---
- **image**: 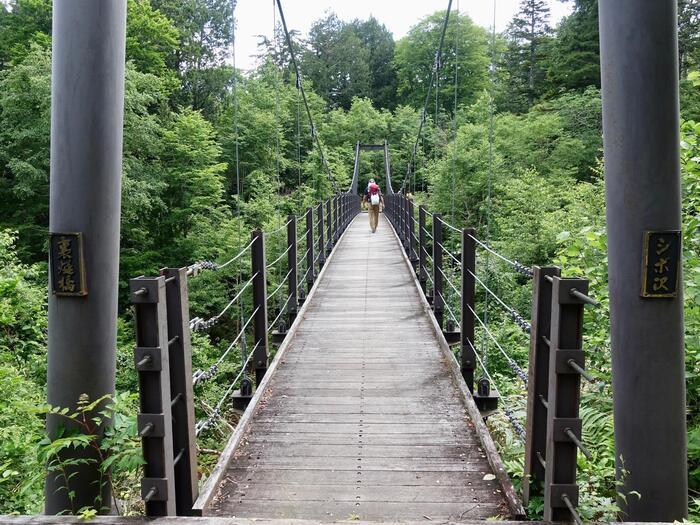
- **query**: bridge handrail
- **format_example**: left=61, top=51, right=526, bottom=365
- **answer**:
left=383, top=192, right=597, bottom=523
left=129, top=192, right=361, bottom=517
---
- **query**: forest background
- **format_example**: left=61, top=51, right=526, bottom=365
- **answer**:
left=0, top=0, right=698, bottom=520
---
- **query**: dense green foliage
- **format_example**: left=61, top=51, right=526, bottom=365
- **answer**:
left=0, top=0, right=698, bottom=519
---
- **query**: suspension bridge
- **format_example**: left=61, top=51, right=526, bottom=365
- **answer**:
left=26, top=0, right=689, bottom=523
left=120, top=138, right=598, bottom=523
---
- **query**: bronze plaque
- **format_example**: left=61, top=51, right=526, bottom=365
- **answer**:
left=641, top=230, right=681, bottom=298
left=50, top=232, right=87, bottom=296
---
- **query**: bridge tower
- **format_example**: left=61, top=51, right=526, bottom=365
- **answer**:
left=45, top=0, right=127, bottom=514
left=599, top=0, right=687, bottom=520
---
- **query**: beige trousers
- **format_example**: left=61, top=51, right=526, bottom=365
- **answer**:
left=368, top=204, right=380, bottom=231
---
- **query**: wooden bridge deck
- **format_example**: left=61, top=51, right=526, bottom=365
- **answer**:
left=197, top=214, right=520, bottom=521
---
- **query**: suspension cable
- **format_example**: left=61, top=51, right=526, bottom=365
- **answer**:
left=451, top=0, right=459, bottom=224
left=275, top=0, right=338, bottom=191
left=231, top=0, right=249, bottom=389
left=400, top=0, right=454, bottom=193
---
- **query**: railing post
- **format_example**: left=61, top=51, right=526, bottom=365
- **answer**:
left=399, top=196, right=405, bottom=248
left=306, top=207, right=314, bottom=293
left=433, top=213, right=444, bottom=328
left=399, top=196, right=406, bottom=245
left=384, top=195, right=394, bottom=224
left=251, top=230, right=269, bottom=385
left=317, top=202, right=325, bottom=270
left=326, top=199, right=332, bottom=254
left=160, top=268, right=198, bottom=515
left=341, top=195, right=346, bottom=232
left=418, top=205, right=427, bottom=293
left=404, top=196, right=410, bottom=253
left=130, top=276, right=177, bottom=516
left=543, top=276, right=587, bottom=522
left=460, top=229, right=476, bottom=392
left=334, top=196, right=339, bottom=242
left=408, top=201, right=417, bottom=267
left=286, top=216, right=298, bottom=325
left=523, top=265, right=561, bottom=505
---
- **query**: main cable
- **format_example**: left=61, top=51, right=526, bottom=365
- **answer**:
left=275, top=0, right=338, bottom=192
left=400, top=0, right=454, bottom=193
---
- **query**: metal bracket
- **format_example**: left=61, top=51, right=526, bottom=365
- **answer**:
left=549, top=484, right=579, bottom=508
left=130, top=278, right=163, bottom=304
left=552, top=418, right=582, bottom=442
left=138, top=413, right=166, bottom=438
left=555, top=349, right=584, bottom=373
left=556, top=278, right=589, bottom=305
left=135, top=347, right=163, bottom=371
left=141, top=478, right=169, bottom=502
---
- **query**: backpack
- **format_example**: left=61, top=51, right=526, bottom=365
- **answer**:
left=369, top=183, right=380, bottom=205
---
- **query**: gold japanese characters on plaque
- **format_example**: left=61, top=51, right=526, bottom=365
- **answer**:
left=50, top=232, right=87, bottom=296
left=641, top=230, right=681, bottom=298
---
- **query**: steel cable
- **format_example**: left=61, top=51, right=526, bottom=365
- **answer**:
left=268, top=291, right=294, bottom=332
left=467, top=304, right=528, bottom=385
left=275, top=0, right=338, bottom=191
left=399, top=0, right=454, bottom=192
left=264, top=218, right=293, bottom=238
left=468, top=234, right=533, bottom=278
left=189, top=273, right=257, bottom=332
left=266, top=268, right=293, bottom=302
left=266, top=244, right=292, bottom=269
left=468, top=340, right=526, bottom=442
left=195, top=341, right=258, bottom=437
left=437, top=290, right=460, bottom=326
left=466, top=268, right=531, bottom=334
left=192, top=306, right=260, bottom=386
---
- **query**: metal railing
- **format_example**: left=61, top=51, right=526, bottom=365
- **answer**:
left=383, top=192, right=598, bottom=524
left=129, top=192, right=361, bottom=516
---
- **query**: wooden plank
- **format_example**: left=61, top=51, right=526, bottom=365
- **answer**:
left=224, top=483, right=504, bottom=503
left=220, top=468, right=500, bottom=486
left=230, top=443, right=481, bottom=458
left=242, top=433, right=479, bottom=446
left=228, top=457, right=492, bottom=472
left=208, top=501, right=506, bottom=521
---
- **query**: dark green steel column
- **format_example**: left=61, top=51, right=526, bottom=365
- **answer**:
left=599, top=0, right=687, bottom=519
left=46, top=0, right=127, bottom=514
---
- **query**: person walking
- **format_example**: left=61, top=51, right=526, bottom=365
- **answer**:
left=362, top=178, right=384, bottom=233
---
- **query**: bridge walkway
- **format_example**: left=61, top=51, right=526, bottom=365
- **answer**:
left=200, top=214, right=516, bottom=521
